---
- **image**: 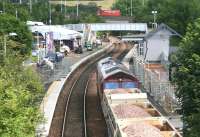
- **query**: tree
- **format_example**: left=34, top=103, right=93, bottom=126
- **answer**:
left=0, top=2, right=30, bottom=21
left=172, top=18, right=200, bottom=137
left=0, top=51, right=44, bottom=137
left=112, top=0, right=200, bottom=35
left=0, top=14, right=32, bottom=55
left=112, top=0, right=146, bottom=19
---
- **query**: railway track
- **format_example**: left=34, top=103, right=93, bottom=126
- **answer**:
left=49, top=42, right=130, bottom=137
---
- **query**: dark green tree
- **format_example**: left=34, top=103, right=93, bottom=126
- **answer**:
left=113, top=0, right=200, bottom=35
left=0, top=2, right=30, bottom=21
left=172, top=18, right=200, bottom=137
left=0, top=14, right=32, bottom=55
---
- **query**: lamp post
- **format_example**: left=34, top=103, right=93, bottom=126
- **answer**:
left=152, top=10, right=158, bottom=28
left=4, top=32, right=17, bottom=56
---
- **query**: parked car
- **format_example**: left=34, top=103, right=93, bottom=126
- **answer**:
left=85, top=42, right=93, bottom=51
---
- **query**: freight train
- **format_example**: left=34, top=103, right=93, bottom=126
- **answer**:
left=97, top=57, right=182, bottom=137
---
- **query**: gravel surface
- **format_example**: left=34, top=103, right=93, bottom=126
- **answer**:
left=113, top=104, right=151, bottom=119
left=122, top=122, right=163, bottom=137
left=86, top=72, right=108, bottom=137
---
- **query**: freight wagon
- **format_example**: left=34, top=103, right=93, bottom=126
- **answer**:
left=97, top=57, right=182, bottom=137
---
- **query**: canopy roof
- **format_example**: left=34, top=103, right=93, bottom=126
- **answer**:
left=30, top=25, right=83, bottom=40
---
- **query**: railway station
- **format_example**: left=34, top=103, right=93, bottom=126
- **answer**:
left=1, top=1, right=199, bottom=137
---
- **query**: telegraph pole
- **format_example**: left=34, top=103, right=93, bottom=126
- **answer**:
left=131, top=0, right=133, bottom=16
left=49, top=1, right=52, bottom=25
left=60, top=0, right=63, bottom=13
left=15, top=8, right=18, bottom=20
left=77, top=0, right=79, bottom=17
left=29, top=0, right=32, bottom=13
left=3, top=1, right=5, bottom=13
left=65, top=0, right=67, bottom=15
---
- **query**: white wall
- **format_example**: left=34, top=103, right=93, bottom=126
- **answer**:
left=145, top=30, right=171, bottom=62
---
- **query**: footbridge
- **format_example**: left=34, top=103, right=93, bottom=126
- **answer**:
left=64, top=23, right=148, bottom=33
left=64, top=23, right=148, bottom=43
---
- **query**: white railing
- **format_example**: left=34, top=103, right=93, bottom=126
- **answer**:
left=131, top=48, right=181, bottom=113
left=64, top=23, right=148, bottom=32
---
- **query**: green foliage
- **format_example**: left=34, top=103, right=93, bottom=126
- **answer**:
left=80, top=14, right=104, bottom=23
left=172, top=18, right=200, bottom=137
left=0, top=52, right=44, bottom=137
left=0, top=2, right=30, bottom=21
left=113, top=0, right=200, bottom=35
left=30, top=1, right=49, bottom=23
left=155, top=0, right=200, bottom=34
left=65, top=4, right=104, bottom=23
left=112, top=0, right=150, bottom=22
left=0, top=14, right=32, bottom=55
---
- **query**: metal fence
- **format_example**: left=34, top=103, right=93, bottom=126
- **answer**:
left=132, top=48, right=181, bottom=113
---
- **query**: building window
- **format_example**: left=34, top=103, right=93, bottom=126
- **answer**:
left=139, top=43, right=144, bottom=56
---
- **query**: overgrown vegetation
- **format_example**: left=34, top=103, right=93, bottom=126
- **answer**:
left=0, top=1, right=104, bottom=25
left=0, top=14, right=32, bottom=55
left=0, top=2, right=45, bottom=137
left=172, top=19, right=200, bottom=137
left=0, top=50, right=44, bottom=136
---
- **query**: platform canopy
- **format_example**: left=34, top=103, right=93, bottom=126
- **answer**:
left=29, top=25, right=83, bottom=40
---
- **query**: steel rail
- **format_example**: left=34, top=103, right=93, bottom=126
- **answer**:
left=61, top=78, right=79, bottom=137
left=83, top=79, right=90, bottom=137
left=59, top=44, right=127, bottom=137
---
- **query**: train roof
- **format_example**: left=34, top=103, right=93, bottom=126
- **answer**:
left=97, top=57, right=136, bottom=81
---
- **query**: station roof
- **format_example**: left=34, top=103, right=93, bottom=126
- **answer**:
left=145, top=23, right=182, bottom=39
left=29, top=25, right=83, bottom=40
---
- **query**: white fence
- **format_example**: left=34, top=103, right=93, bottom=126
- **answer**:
left=132, top=48, right=181, bottom=113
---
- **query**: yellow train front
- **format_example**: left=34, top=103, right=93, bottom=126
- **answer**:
left=96, top=57, right=182, bottom=137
